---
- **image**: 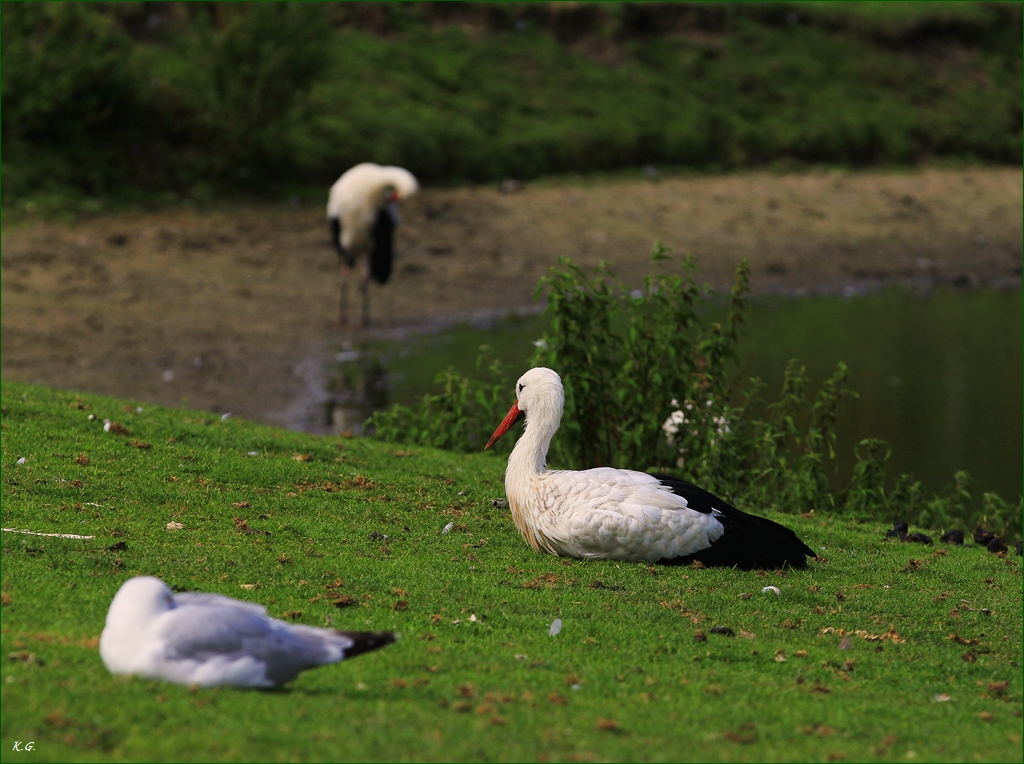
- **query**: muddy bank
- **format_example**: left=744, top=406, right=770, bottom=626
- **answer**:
left=2, top=167, right=1020, bottom=427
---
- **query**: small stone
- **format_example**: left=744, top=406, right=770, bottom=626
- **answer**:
left=973, top=527, right=995, bottom=546
left=886, top=520, right=909, bottom=538
left=902, top=533, right=933, bottom=545
left=987, top=537, right=1007, bottom=554
left=940, top=529, right=964, bottom=545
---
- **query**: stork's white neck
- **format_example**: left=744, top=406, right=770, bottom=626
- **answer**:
left=504, top=388, right=563, bottom=552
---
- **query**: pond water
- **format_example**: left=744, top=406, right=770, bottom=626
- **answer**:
left=298, top=288, right=1021, bottom=501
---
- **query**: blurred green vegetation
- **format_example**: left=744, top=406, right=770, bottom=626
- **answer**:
left=2, top=2, right=1020, bottom=211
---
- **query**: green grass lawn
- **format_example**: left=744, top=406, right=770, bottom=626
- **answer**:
left=2, top=381, right=1021, bottom=762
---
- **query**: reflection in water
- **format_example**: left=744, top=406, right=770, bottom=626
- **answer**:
left=279, top=342, right=389, bottom=437
left=323, top=350, right=389, bottom=435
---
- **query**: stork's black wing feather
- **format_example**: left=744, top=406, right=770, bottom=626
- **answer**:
left=370, top=207, right=395, bottom=284
left=649, top=473, right=816, bottom=570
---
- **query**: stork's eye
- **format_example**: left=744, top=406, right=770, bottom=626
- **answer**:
left=518, top=383, right=525, bottom=393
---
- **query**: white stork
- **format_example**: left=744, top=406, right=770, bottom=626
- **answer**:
left=100, top=576, right=396, bottom=687
left=484, top=367, right=816, bottom=569
left=327, top=163, right=419, bottom=327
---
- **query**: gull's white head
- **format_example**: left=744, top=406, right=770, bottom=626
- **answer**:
left=100, top=576, right=176, bottom=674
left=485, top=367, right=565, bottom=449
left=104, top=576, right=175, bottom=631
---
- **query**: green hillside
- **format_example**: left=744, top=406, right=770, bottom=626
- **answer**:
left=2, top=2, right=1020, bottom=213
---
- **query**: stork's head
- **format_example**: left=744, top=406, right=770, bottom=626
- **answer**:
left=380, top=166, right=419, bottom=204
left=485, top=367, right=564, bottom=449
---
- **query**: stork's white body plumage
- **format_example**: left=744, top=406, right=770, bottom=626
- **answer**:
left=487, top=368, right=814, bottom=569
left=100, top=576, right=396, bottom=687
left=507, top=460, right=726, bottom=562
left=326, top=163, right=419, bottom=326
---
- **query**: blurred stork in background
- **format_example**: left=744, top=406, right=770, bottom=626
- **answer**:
left=327, top=163, right=419, bottom=327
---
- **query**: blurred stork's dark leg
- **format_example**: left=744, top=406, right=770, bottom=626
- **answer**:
left=330, top=217, right=352, bottom=327
left=359, top=272, right=371, bottom=329
left=339, top=264, right=351, bottom=327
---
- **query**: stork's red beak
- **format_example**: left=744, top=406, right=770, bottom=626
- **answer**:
left=485, top=401, right=524, bottom=450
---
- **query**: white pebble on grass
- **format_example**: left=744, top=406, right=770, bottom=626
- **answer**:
left=549, top=618, right=562, bottom=636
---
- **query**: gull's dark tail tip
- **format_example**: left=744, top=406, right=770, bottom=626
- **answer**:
left=337, top=630, right=399, bottom=659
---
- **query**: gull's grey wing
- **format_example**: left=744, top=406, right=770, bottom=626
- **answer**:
left=172, top=592, right=268, bottom=617
left=157, top=604, right=343, bottom=686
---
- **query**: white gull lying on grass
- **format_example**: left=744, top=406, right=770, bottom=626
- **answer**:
left=100, top=576, right=397, bottom=688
